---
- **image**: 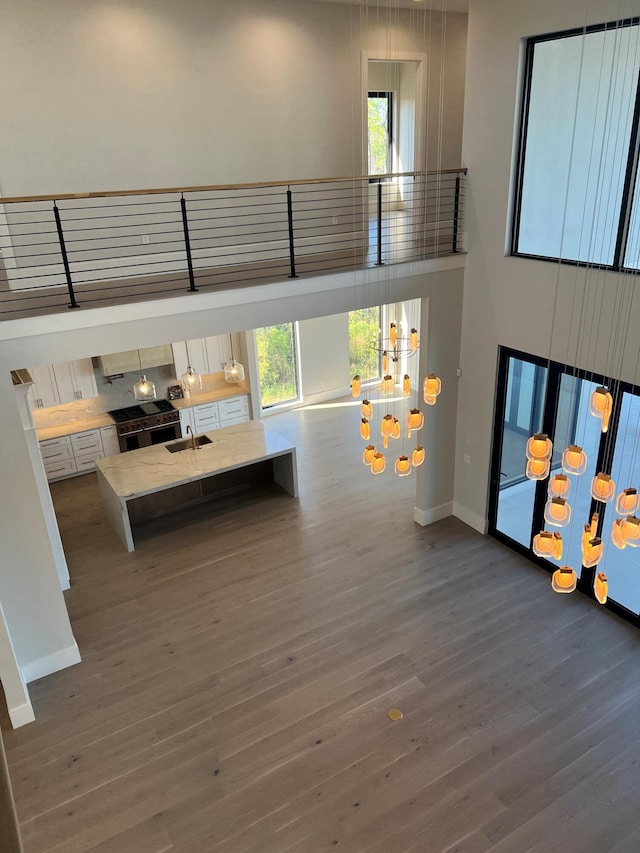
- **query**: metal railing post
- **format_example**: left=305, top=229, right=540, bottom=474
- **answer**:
left=375, top=180, right=384, bottom=266
left=452, top=174, right=461, bottom=254
left=180, top=195, right=198, bottom=292
left=53, top=203, right=78, bottom=309
left=286, top=188, right=298, bottom=278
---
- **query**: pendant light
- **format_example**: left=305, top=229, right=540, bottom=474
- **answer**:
left=391, top=417, right=401, bottom=441
left=548, top=474, right=570, bottom=499
left=612, top=517, right=628, bottom=549
left=360, top=418, right=371, bottom=441
left=589, top=386, right=613, bottom=433
left=412, top=446, right=425, bottom=467
left=526, top=433, right=552, bottom=462
left=133, top=350, right=156, bottom=401
left=544, top=497, right=571, bottom=527
left=395, top=456, right=411, bottom=477
left=351, top=375, right=361, bottom=397
left=362, top=445, right=376, bottom=465
left=403, top=375, right=411, bottom=396
left=562, top=445, right=588, bottom=475
left=381, top=414, right=394, bottom=448
left=526, top=458, right=550, bottom=481
left=594, top=572, right=608, bottom=604
left=360, top=399, right=373, bottom=419
left=533, top=530, right=562, bottom=559
left=224, top=334, right=245, bottom=384
left=590, top=472, right=615, bottom=503
left=380, top=374, right=394, bottom=394
left=423, top=374, right=442, bottom=406
left=582, top=537, right=603, bottom=568
left=390, top=323, right=397, bottom=347
left=615, top=488, right=640, bottom=515
left=181, top=341, right=202, bottom=397
left=623, top=515, right=640, bottom=547
left=370, top=452, right=386, bottom=475
left=406, top=408, right=424, bottom=438
left=551, top=566, right=577, bottom=594
left=410, top=329, right=419, bottom=351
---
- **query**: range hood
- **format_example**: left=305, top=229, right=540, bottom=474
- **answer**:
left=97, top=345, right=174, bottom=377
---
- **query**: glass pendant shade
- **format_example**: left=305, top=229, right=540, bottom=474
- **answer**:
left=360, top=418, right=371, bottom=441
left=582, top=537, right=603, bottom=568
left=407, top=408, right=424, bottom=438
left=533, top=530, right=556, bottom=558
left=181, top=366, right=202, bottom=395
left=360, top=399, right=373, bottom=419
left=612, top=518, right=628, bottom=549
left=133, top=374, right=156, bottom=401
left=351, top=375, right=361, bottom=397
left=591, top=472, right=615, bottom=503
left=594, top=572, right=608, bottom=604
left=395, top=455, right=411, bottom=477
left=590, top=512, right=599, bottom=537
left=381, top=414, right=393, bottom=448
left=624, top=515, right=640, bottom=547
left=403, top=374, right=411, bottom=396
left=552, top=566, right=577, bottom=594
left=390, top=323, right=397, bottom=347
left=562, top=444, right=587, bottom=475
left=544, top=497, right=571, bottom=527
left=589, top=386, right=613, bottom=432
left=412, top=446, right=425, bottom=467
left=548, top=474, right=570, bottom=498
left=581, top=523, right=592, bottom=555
left=423, top=374, right=442, bottom=405
left=382, top=351, right=388, bottom=373
left=615, top=488, right=640, bottom=516
left=224, top=359, right=245, bottom=384
left=526, top=433, right=552, bottom=461
left=526, top=457, right=550, bottom=481
left=552, top=531, right=563, bottom=561
left=362, top=444, right=376, bottom=465
left=391, top=418, right=401, bottom=440
left=370, top=452, right=386, bottom=475
left=380, top=374, right=394, bottom=394
left=410, top=329, right=419, bottom=351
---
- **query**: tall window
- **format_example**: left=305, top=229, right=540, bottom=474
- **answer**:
left=368, top=92, right=393, bottom=176
left=512, top=19, right=640, bottom=269
left=255, top=323, right=299, bottom=409
left=349, top=306, right=381, bottom=381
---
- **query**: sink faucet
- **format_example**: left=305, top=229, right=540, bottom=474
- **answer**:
left=186, top=424, right=198, bottom=450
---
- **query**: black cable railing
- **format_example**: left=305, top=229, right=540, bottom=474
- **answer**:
left=0, top=169, right=466, bottom=320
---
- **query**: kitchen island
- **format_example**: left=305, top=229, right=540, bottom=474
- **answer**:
left=95, top=420, right=298, bottom=552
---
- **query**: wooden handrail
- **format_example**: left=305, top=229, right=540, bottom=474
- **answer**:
left=0, top=168, right=467, bottom=205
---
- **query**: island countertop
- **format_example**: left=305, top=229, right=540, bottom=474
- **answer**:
left=95, top=420, right=295, bottom=500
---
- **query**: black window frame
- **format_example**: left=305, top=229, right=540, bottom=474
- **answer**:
left=367, top=90, right=394, bottom=182
left=489, top=344, right=640, bottom=630
left=510, top=17, right=640, bottom=272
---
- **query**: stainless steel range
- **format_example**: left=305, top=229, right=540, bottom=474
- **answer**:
left=108, top=400, right=181, bottom=452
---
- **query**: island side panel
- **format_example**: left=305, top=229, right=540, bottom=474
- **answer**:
left=272, top=449, right=298, bottom=497
left=96, top=468, right=135, bottom=553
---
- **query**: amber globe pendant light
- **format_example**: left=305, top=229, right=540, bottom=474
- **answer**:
left=551, top=566, right=577, bottom=594
left=589, top=386, right=613, bottom=432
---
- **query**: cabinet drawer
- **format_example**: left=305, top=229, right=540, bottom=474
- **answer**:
left=194, top=418, right=220, bottom=433
left=75, top=455, right=100, bottom=473
left=220, top=414, right=250, bottom=427
left=219, top=396, right=249, bottom=420
left=40, top=435, right=72, bottom=451
left=40, top=443, right=74, bottom=463
left=44, top=457, right=77, bottom=481
left=193, top=401, right=219, bottom=419
left=71, top=430, right=104, bottom=456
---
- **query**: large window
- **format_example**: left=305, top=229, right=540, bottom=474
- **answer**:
left=348, top=306, right=381, bottom=382
left=255, top=323, right=300, bottom=409
left=368, top=91, right=393, bottom=176
left=490, top=346, right=640, bottom=628
left=512, top=19, right=640, bottom=269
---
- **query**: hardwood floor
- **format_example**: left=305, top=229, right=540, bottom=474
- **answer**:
left=3, top=400, right=640, bottom=851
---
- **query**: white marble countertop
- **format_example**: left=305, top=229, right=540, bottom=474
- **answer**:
left=95, top=420, right=295, bottom=500
left=171, top=376, right=251, bottom=410
left=37, top=413, right=115, bottom=442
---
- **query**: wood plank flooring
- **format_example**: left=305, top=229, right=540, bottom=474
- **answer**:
left=3, top=400, right=640, bottom=851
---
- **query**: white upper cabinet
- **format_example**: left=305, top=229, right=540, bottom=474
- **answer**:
left=28, top=365, right=59, bottom=409
left=172, top=335, right=236, bottom=379
left=53, top=359, right=98, bottom=402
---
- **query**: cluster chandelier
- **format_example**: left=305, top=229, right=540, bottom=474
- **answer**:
left=525, top=384, right=640, bottom=605
left=352, top=322, right=440, bottom=477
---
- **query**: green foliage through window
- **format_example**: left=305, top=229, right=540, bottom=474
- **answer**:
left=256, top=323, right=299, bottom=408
left=368, top=93, right=391, bottom=175
left=349, top=307, right=380, bottom=381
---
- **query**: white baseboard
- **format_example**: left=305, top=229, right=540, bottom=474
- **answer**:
left=413, top=502, right=453, bottom=527
left=21, top=642, right=81, bottom=684
left=453, top=501, right=488, bottom=534
left=9, top=700, right=35, bottom=728
left=301, top=387, right=351, bottom=407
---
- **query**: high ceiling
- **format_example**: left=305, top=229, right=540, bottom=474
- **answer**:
left=310, top=0, right=469, bottom=12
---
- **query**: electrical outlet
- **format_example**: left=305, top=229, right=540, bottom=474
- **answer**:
left=466, top=434, right=472, bottom=444
left=141, top=235, right=150, bottom=245
left=464, top=454, right=471, bottom=464
left=332, top=216, right=339, bottom=225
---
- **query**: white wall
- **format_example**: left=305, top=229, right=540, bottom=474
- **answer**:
left=0, top=0, right=467, bottom=197
left=298, top=314, right=350, bottom=405
left=455, top=0, right=640, bottom=531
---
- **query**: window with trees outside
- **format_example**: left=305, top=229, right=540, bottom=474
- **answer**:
left=349, top=306, right=381, bottom=382
left=255, top=323, right=300, bottom=409
left=512, top=19, right=640, bottom=269
left=368, top=92, right=393, bottom=177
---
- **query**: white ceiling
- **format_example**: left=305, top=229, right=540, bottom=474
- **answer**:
left=310, top=0, right=469, bottom=12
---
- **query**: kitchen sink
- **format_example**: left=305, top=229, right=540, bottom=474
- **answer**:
left=165, top=435, right=213, bottom=452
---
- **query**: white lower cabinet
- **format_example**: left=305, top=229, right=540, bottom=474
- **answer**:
left=180, top=395, right=250, bottom=437
left=40, top=425, right=121, bottom=482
